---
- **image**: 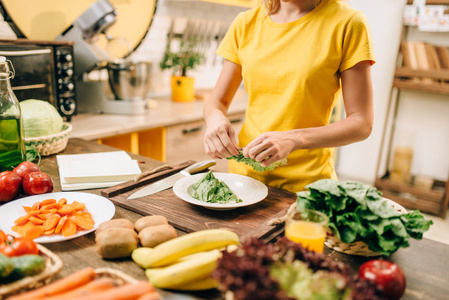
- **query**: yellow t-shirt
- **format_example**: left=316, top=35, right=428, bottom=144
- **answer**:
left=216, top=0, right=375, bottom=193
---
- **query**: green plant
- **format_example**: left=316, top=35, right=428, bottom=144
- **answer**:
left=160, top=39, right=203, bottom=77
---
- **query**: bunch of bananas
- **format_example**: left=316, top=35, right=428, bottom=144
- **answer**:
left=131, top=229, right=240, bottom=291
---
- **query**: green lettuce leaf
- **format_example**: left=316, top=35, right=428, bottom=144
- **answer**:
left=226, top=150, right=287, bottom=172
left=192, top=171, right=242, bottom=204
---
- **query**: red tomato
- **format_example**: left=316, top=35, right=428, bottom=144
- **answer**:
left=12, top=161, right=40, bottom=179
left=0, top=235, right=39, bottom=257
left=23, top=172, right=54, bottom=196
left=0, top=171, right=22, bottom=202
left=0, top=230, right=7, bottom=243
left=358, top=259, right=406, bottom=300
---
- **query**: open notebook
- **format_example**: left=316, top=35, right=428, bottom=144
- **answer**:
left=57, top=151, right=142, bottom=191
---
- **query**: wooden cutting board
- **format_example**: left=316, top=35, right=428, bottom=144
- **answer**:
left=101, top=161, right=297, bottom=242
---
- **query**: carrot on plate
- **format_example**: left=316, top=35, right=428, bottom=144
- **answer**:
left=39, top=199, right=57, bottom=207
left=54, top=215, right=68, bottom=234
left=61, top=218, right=77, bottom=237
left=14, top=215, right=30, bottom=226
left=5, top=267, right=96, bottom=300
left=57, top=198, right=67, bottom=205
left=29, top=216, right=44, bottom=225
left=71, top=215, right=95, bottom=230
left=23, top=224, right=43, bottom=239
left=43, top=214, right=61, bottom=231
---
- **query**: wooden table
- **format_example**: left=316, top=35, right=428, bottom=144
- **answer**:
left=37, top=138, right=449, bottom=300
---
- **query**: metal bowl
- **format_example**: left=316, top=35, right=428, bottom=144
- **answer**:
left=107, top=60, right=152, bottom=100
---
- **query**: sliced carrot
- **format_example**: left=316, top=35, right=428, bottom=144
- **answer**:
left=40, top=203, right=62, bottom=211
left=29, top=216, right=44, bottom=225
left=14, top=214, right=30, bottom=226
left=24, top=225, right=43, bottom=239
left=6, top=267, right=96, bottom=300
left=44, top=229, right=55, bottom=235
left=22, top=206, right=33, bottom=213
left=37, top=213, right=56, bottom=220
left=67, top=281, right=156, bottom=300
left=72, top=201, right=86, bottom=211
left=57, top=198, right=67, bottom=205
left=28, top=209, right=54, bottom=216
left=82, top=212, right=92, bottom=218
left=43, top=214, right=61, bottom=231
left=31, top=201, right=40, bottom=211
left=57, top=204, right=77, bottom=216
left=42, top=278, right=117, bottom=300
left=61, top=219, right=77, bottom=237
left=55, top=215, right=68, bottom=234
left=39, top=198, right=57, bottom=206
left=17, top=221, right=35, bottom=236
left=11, top=225, right=22, bottom=233
left=70, top=215, right=95, bottom=230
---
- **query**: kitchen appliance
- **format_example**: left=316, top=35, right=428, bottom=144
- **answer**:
left=0, top=39, right=76, bottom=120
left=54, top=0, right=152, bottom=115
left=127, top=160, right=216, bottom=200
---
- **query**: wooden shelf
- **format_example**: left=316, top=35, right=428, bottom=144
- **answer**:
left=394, top=68, right=449, bottom=95
left=375, top=177, right=448, bottom=218
left=407, top=0, right=449, bottom=4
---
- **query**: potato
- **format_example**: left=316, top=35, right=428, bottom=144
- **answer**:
left=95, top=227, right=138, bottom=259
left=96, top=218, right=135, bottom=236
left=138, top=224, right=177, bottom=248
left=134, top=215, right=168, bottom=232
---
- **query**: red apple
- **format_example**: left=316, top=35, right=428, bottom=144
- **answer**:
left=23, top=172, right=54, bottom=196
left=13, top=161, right=40, bottom=179
left=0, top=171, right=22, bottom=202
left=358, top=259, right=406, bottom=300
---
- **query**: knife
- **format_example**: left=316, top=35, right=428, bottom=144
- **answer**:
left=127, top=160, right=216, bottom=199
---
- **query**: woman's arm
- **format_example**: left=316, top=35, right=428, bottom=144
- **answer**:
left=203, top=59, right=243, bottom=158
left=243, top=61, right=374, bottom=166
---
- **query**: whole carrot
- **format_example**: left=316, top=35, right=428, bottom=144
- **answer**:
left=68, top=281, right=156, bottom=300
left=6, top=267, right=96, bottom=300
left=42, top=277, right=117, bottom=300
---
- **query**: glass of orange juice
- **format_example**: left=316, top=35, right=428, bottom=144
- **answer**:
left=285, top=209, right=328, bottom=253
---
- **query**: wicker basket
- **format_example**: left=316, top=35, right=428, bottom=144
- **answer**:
left=325, top=199, right=408, bottom=257
left=0, top=244, right=63, bottom=299
left=24, top=122, right=72, bottom=156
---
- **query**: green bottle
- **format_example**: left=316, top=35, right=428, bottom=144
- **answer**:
left=0, top=56, right=25, bottom=172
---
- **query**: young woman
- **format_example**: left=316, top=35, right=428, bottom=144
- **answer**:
left=203, top=0, right=375, bottom=193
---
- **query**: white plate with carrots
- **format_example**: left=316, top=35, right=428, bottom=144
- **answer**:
left=0, top=192, right=115, bottom=243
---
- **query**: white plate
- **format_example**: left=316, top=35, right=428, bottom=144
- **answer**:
left=0, top=192, right=115, bottom=243
left=173, top=172, right=268, bottom=211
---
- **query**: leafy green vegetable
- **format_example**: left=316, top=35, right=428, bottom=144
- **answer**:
left=226, top=150, right=287, bottom=172
left=192, top=171, right=242, bottom=204
left=20, top=99, right=63, bottom=138
left=0, top=146, right=40, bottom=171
left=296, top=179, right=433, bottom=256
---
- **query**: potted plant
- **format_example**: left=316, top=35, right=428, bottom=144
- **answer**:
left=160, top=39, right=203, bottom=102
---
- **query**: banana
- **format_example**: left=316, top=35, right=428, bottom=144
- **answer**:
left=131, top=247, right=153, bottom=269
left=169, top=277, right=218, bottom=291
left=142, top=229, right=239, bottom=268
left=149, top=249, right=222, bottom=288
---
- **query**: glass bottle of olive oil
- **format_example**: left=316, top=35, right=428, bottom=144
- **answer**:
left=0, top=56, right=25, bottom=172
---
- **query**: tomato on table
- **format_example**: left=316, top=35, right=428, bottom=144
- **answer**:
left=0, top=234, right=39, bottom=257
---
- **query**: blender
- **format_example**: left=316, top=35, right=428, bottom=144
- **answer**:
left=55, top=0, right=152, bottom=115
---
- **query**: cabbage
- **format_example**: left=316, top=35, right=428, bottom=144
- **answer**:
left=19, top=99, right=63, bottom=138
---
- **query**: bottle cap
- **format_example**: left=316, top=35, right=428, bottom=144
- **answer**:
left=0, top=56, right=5, bottom=62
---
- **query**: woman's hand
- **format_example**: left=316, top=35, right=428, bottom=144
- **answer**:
left=243, top=131, right=298, bottom=167
left=204, top=111, right=240, bottom=159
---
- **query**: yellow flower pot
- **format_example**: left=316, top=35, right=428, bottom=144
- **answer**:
left=171, top=76, right=195, bottom=102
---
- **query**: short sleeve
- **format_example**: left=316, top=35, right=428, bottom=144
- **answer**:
left=216, top=14, right=243, bottom=65
left=340, top=11, right=376, bottom=72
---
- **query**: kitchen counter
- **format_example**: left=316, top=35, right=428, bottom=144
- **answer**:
left=28, top=138, right=449, bottom=300
left=69, top=89, right=248, bottom=141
